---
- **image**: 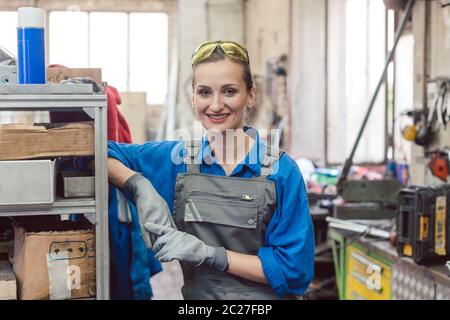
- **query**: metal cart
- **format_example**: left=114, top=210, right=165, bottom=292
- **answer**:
left=0, top=84, right=109, bottom=300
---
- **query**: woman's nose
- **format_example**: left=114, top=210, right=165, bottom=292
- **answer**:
left=209, top=94, right=224, bottom=112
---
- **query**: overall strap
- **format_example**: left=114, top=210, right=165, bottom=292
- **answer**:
left=260, top=145, right=282, bottom=177
left=184, top=140, right=201, bottom=174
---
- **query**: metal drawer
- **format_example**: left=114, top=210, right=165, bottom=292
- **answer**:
left=345, top=245, right=392, bottom=300
left=59, top=171, right=95, bottom=198
left=0, top=159, right=56, bottom=207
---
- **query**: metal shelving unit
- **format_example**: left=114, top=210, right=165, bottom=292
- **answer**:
left=0, top=84, right=109, bottom=300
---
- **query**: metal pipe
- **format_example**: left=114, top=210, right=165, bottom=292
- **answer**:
left=326, top=217, right=391, bottom=239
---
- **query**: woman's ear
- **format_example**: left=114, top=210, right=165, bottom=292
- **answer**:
left=246, top=84, right=257, bottom=110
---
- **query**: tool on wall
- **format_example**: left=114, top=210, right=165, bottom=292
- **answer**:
left=440, top=0, right=450, bottom=8
left=417, top=79, right=449, bottom=145
left=426, top=149, right=450, bottom=182
left=265, top=54, right=289, bottom=149
left=399, top=79, right=449, bottom=147
left=400, top=109, right=423, bottom=142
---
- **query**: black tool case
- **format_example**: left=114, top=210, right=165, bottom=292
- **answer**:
left=397, top=185, right=450, bottom=263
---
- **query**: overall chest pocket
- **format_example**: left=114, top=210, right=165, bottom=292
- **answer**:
left=183, top=191, right=261, bottom=254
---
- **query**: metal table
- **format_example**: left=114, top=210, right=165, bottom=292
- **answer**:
left=0, top=84, right=109, bottom=300
left=328, top=228, right=450, bottom=300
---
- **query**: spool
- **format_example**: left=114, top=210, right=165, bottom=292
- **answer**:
left=17, top=7, right=46, bottom=84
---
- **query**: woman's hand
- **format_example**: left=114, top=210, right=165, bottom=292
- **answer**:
left=145, top=222, right=228, bottom=272
left=107, top=158, right=175, bottom=248
left=145, top=222, right=269, bottom=285
left=124, top=174, right=175, bottom=249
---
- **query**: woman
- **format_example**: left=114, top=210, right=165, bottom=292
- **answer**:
left=107, top=40, right=314, bottom=300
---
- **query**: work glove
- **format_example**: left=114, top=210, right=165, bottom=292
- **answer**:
left=124, top=173, right=176, bottom=249
left=144, top=222, right=229, bottom=272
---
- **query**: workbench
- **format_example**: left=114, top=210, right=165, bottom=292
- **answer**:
left=328, top=228, right=450, bottom=300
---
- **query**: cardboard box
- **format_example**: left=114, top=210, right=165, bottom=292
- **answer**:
left=47, top=68, right=102, bottom=84
left=13, top=219, right=96, bottom=300
left=0, top=122, right=94, bottom=160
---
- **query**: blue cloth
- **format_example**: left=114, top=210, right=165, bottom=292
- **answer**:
left=108, top=184, right=162, bottom=300
left=74, top=156, right=162, bottom=299
left=108, top=128, right=315, bottom=298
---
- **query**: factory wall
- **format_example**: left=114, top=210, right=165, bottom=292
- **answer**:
left=289, top=0, right=327, bottom=162
left=410, top=0, right=450, bottom=185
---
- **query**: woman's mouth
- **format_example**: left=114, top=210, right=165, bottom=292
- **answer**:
left=206, top=113, right=230, bottom=123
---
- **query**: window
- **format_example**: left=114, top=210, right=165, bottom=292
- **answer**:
left=49, top=11, right=168, bottom=104
left=49, top=11, right=89, bottom=68
left=0, top=10, right=168, bottom=105
left=88, top=12, right=128, bottom=91
left=0, top=11, right=18, bottom=57
left=129, top=13, right=168, bottom=104
left=394, top=33, right=414, bottom=163
left=327, top=0, right=387, bottom=164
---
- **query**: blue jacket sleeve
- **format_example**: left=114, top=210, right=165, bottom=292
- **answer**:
left=258, top=155, right=315, bottom=297
left=108, top=141, right=143, bottom=171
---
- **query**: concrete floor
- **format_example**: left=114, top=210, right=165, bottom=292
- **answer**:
left=150, top=260, right=184, bottom=300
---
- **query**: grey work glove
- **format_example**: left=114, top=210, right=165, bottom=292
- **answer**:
left=124, top=173, right=176, bottom=249
left=144, top=222, right=229, bottom=272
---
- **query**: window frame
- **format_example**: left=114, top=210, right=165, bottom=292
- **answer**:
left=324, top=0, right=394, bottom=167
left=0, top=0, right=175, bottom=105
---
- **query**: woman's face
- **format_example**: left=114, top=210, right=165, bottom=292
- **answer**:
left=192, top=58, right=256, bottom=133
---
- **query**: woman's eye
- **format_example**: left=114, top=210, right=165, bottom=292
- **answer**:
left=224, top=88, right=237, bottom=96
left=198, top=90, right=210, bottom=96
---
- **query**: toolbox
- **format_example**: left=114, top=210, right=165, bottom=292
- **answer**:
left=397, top=185, right=450, bottom=263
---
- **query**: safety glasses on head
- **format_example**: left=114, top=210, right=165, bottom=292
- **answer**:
left=191, top=40, right=250, bottom=66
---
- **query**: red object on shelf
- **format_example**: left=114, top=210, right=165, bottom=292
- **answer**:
left=106, top=85, right=132, bottom=143
left=48, top=64, right=132, bottom=143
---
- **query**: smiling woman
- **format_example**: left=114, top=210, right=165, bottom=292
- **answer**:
left=106, top=40, right=315, bottom=300
left=192, top=55, right=256, bottom=131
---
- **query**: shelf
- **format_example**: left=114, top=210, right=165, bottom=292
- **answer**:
left=0, top=95, right=106, bottom=109
left=0, top=86, right=109, bottom=299
left=0, top=84, right=95, bottom=95
left=0, top=197, right=96, bottom=217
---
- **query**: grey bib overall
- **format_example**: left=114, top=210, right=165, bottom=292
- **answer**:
left=172, top=140, right=295, bottom=300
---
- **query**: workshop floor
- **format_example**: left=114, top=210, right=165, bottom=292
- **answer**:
left=150, top=260, right=184, bottom=300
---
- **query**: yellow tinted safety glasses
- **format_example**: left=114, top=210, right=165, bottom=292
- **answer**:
left=191, top=40, right=250, bottom=66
